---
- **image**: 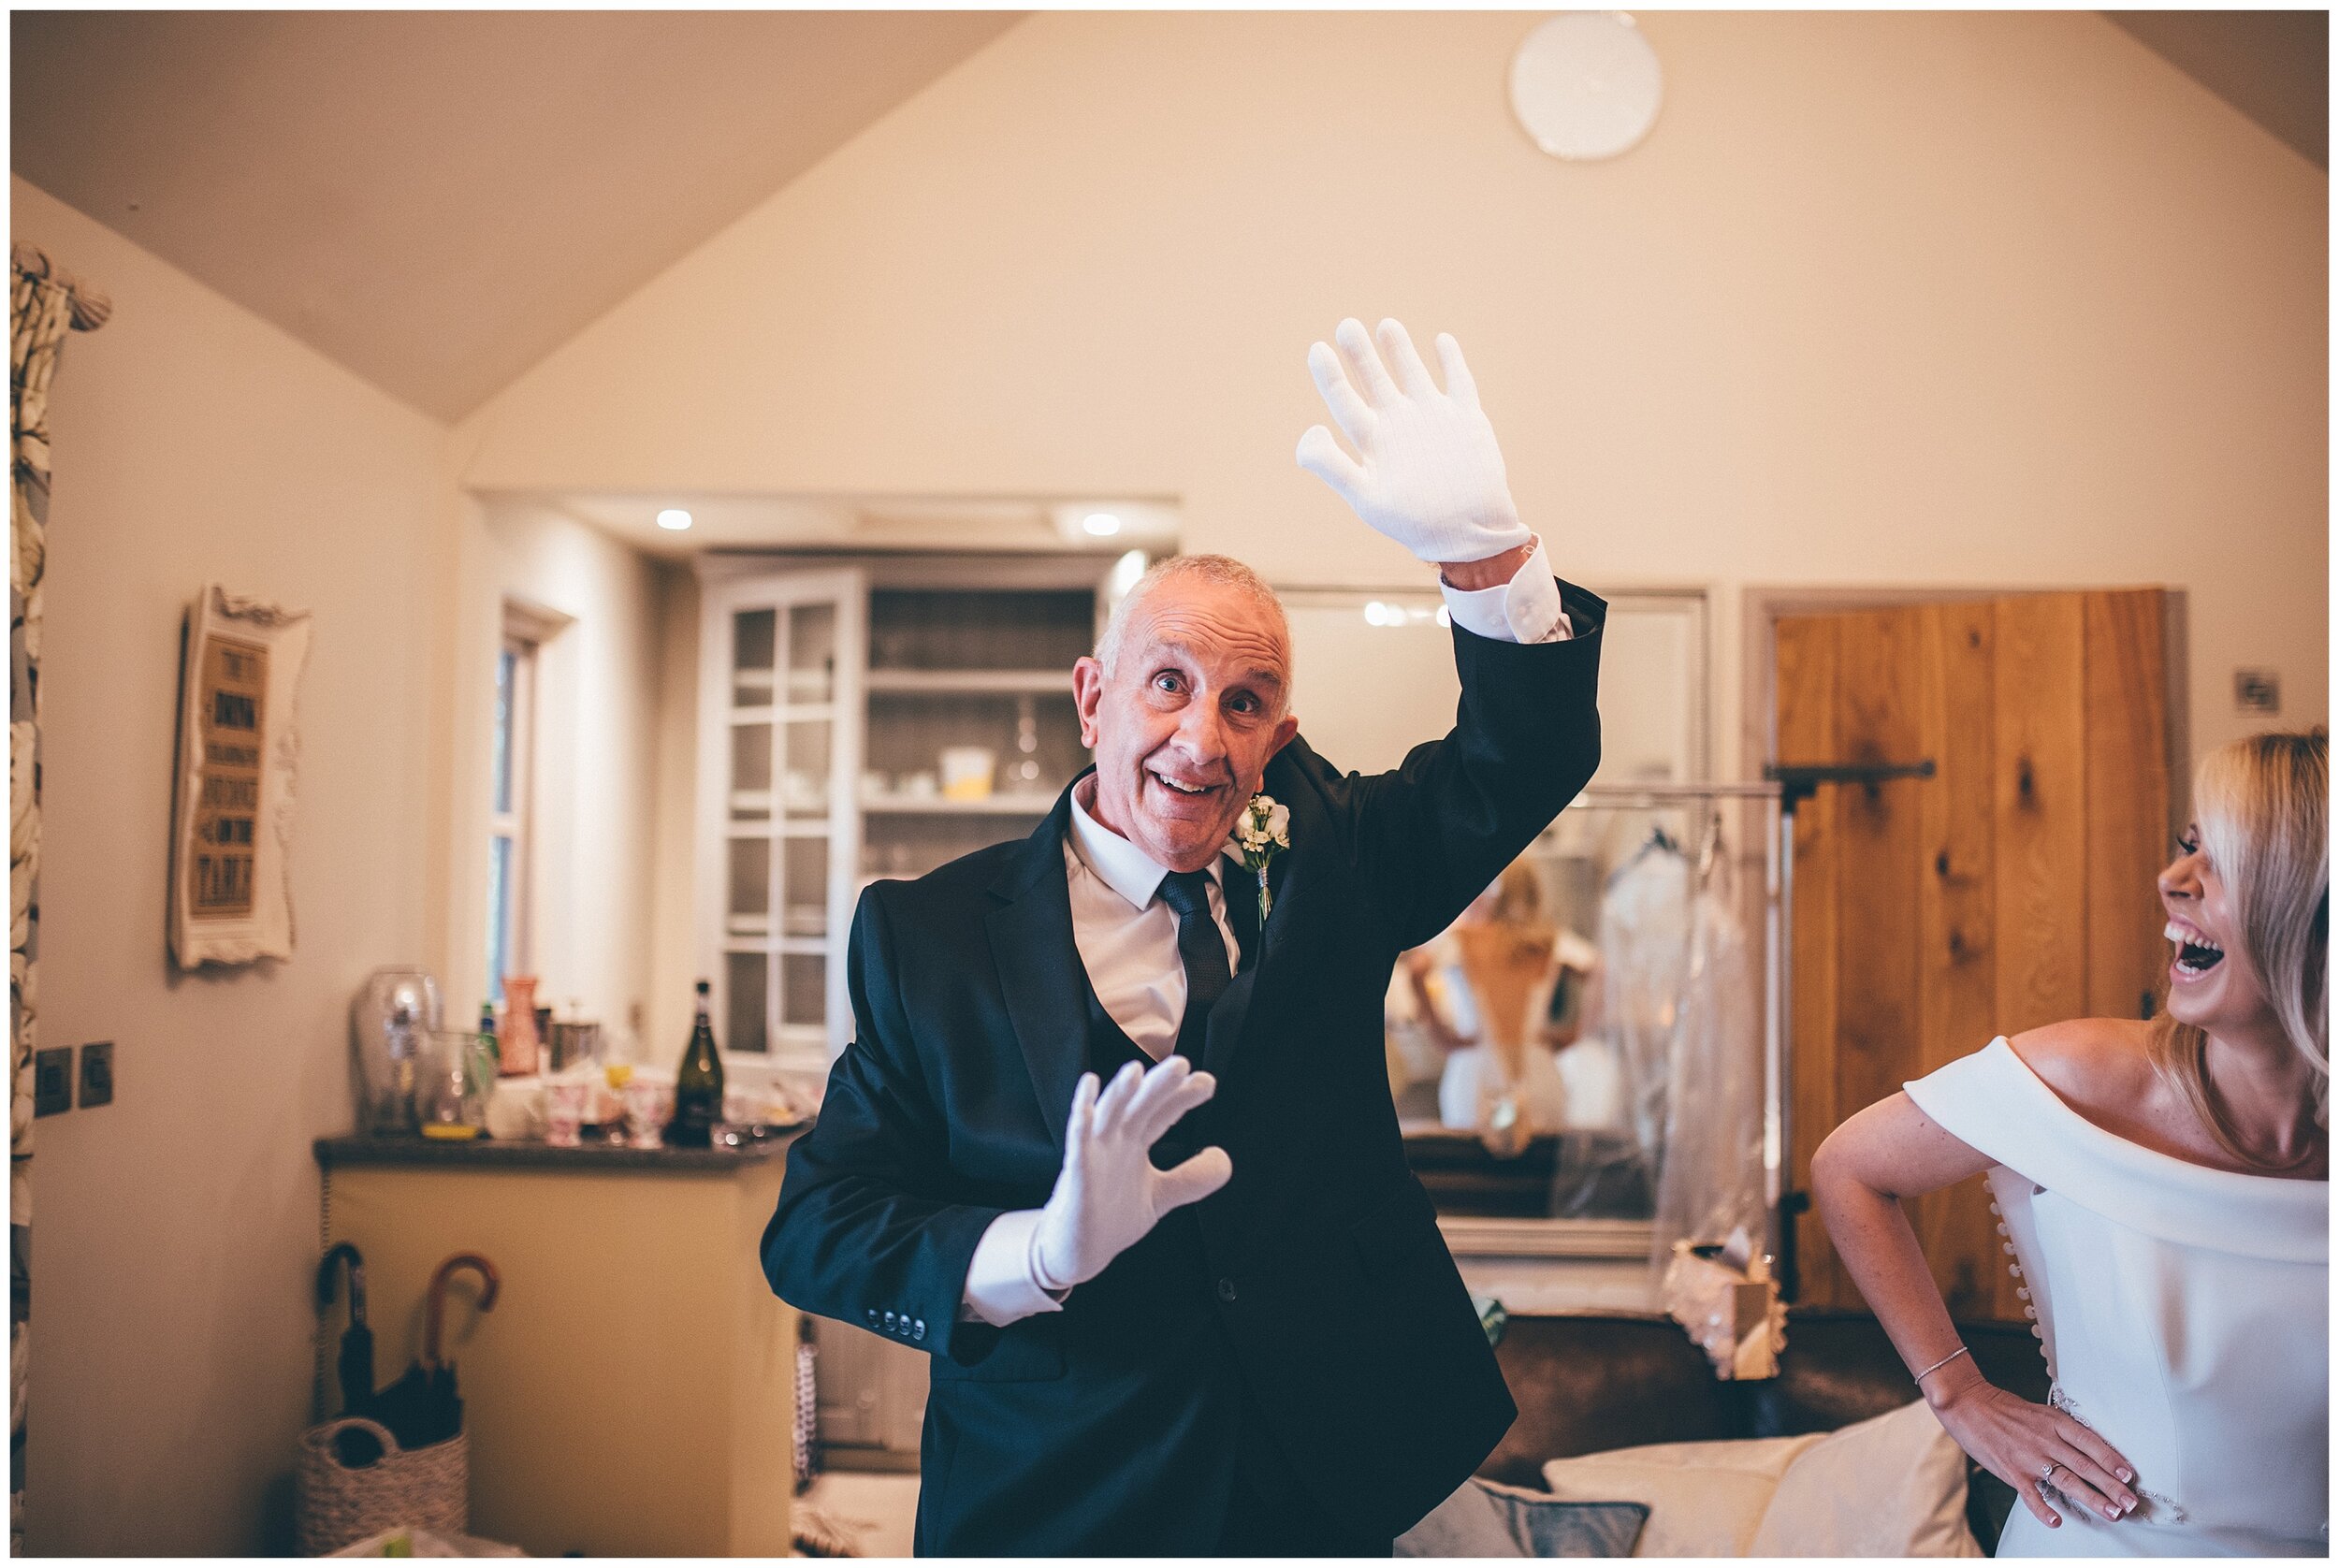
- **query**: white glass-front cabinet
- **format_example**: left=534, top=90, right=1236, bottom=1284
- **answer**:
left=696, top=557, right=1110, bottom=1081
left=696, top=569, right=866, bottom=1074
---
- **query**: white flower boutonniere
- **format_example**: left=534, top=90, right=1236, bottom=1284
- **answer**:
left=1226, top=793, right=1291, bottom=925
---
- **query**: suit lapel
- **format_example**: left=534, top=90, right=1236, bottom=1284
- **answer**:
left=986, top=786, right=1091, bottom=1154
left=1221, top=850, right=1261, bottom=973
left=1201, top=767, right=1305, bottom=1079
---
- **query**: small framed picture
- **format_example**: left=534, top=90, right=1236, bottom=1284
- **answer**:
left=167, top=585, right=312, bottom=968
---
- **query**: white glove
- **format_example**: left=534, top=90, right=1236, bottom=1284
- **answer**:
left=1296, top=318, right=1533, bottom=565
left=1029, top=1056, right=1232, bottom=1291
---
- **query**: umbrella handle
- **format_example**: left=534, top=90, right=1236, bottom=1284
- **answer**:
left=316, top=1242, right=367, bottom=1327
left=424, top=1252, right=501, bottom=1367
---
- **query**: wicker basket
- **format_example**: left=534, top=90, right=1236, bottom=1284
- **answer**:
left=296, top=1416, right=468, bottom=1556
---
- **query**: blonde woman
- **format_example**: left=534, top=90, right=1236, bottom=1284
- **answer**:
left=1814, top=730, right=2327, bottom=1556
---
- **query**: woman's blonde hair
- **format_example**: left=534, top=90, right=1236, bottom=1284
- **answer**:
left=2145, top=727, right=2329, bottom=1167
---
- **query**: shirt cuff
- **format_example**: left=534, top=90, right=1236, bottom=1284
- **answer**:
left=958, top=1208, right=1068, bottom=1326
left=1439, top=536, right=1573, bottom=645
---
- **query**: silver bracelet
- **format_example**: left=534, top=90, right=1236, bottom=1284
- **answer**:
left=1914, top=1343, right=1972, bottom=1383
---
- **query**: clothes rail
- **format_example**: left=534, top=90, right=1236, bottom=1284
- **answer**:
left=1543, top=780, right=1793, bottom=1291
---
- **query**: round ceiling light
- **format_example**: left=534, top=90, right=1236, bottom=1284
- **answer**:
left=656, top=508, right=693, bottom=531
left=1082, top=512, right=1123, bottom=537
left=1510, top=12, right=1663, bottom=162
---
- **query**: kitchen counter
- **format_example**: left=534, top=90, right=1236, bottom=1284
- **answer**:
left=313, top=1125, right=807, bottom=1555
left=313, top=1128, right=801, bottom=1171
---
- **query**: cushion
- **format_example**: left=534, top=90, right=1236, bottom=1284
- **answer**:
left=1750, top=1397, right=1982, bottom=1557
left=1397, top=1477, right=1649, bottom=1558
left=1542, top=1433, right=1821, bottom=1556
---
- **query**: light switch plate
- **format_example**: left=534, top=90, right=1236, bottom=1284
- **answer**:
left=33, top=1049, right=70, bottom=1117
left=78, top=1041, right=114, bottom=1109
left=2235, top=668, right=2281, bottom=715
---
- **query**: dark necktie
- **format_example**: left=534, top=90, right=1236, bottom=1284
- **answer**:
left=1157, top=869, right=1234, bottom=1064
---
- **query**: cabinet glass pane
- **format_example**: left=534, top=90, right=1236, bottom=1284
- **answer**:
left=730, top=723, right=772, bottom=820
left=780, top=720, right=831, bottom=818
left=869, top=589, right=1095, bottom=671
left=780, top=953, right=825, bottom=1028
left=725, top=951, right=768, bottom=1054
left=733, top=609, right=777, bottom=708
left=786, top=604, right=836, bottom=705
left=864, top=690, right=1083, bottom=802
left=726, top=837, right=771, bottom=936
left=782, top=838, right=828, bottom=938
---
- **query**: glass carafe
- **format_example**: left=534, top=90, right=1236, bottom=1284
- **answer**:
left=351, top=968, right=442, bottom=1136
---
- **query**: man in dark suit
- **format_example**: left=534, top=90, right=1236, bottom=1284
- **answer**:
left=762, top=318, right=1604, bottom=1554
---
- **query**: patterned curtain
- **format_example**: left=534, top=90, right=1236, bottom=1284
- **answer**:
left=10, top=242, right=108, bottom=1555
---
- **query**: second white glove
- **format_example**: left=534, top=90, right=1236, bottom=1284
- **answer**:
left=1296, top=317, right=1533, bottom=566
left=1029, top=1055, right=1232, bottom=1291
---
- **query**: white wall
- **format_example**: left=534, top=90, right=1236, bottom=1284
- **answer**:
left=13, top=175, right=447, bottom=1554
left=455, top=10, right=2326, bottom=772
left=437, top=498, right=669, bottom=1050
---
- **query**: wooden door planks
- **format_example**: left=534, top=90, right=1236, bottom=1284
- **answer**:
left=1912, top=602, right=2009, bottom=1318
left=1830, top=610, right=1926, bottom=1138
left=1993, top=596, right=2090, bottom=1037
left=2085, top=591, right=2172, bottom=1024
left=1774, top=613, right=1844, bottom=1306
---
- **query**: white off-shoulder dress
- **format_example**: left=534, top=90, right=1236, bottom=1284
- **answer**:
left=1904, top=1038, right=2329, bottom=1557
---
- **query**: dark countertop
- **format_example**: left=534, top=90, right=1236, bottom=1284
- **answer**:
left=313, top=1126, right=805, bottom=1172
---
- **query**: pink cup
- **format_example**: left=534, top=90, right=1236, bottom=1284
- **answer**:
left=622, top=1080, right=673, bottom=1150
left=545, top=1081, right=588, bottom=1148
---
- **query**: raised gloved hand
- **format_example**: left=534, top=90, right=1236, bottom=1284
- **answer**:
left=1030, top=1055, right=1231, bottom=1292
left=1296, top=318, right=1533, bottom=565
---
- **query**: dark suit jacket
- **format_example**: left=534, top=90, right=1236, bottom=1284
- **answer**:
left=762, top=581, right=1605, bottom=1553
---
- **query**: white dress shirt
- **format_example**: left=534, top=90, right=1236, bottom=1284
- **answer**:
left=958, top=552, right=1574, bottom=1325
left=1065, top=781, right=1244, bottom=1062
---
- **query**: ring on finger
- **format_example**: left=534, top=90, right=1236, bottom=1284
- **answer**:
left=2039, top=1461, right=2060, bottom=1485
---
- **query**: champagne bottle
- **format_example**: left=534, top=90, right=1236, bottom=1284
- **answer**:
left=668, top=979, right=725, bottom=1148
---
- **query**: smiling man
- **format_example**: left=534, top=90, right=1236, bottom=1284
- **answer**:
left=761, top=319, right=1605, bottom=1555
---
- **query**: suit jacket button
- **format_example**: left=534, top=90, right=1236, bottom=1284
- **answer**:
left=912, top=1320, right=926, bottom=1340
left=1216, top=1277, right=1238, bottom=1303
left=883, top=1311, right=897, bottom=1328
left=865, top=1309, right=879, bottom=1324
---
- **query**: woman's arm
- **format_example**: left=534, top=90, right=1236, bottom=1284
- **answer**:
left=1812, top=1093, right=2140, bottom=1531
left=1403, top=951, right=1474, bottom=1054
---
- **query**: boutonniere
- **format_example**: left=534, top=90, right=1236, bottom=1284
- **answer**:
left=1226, top=793, right=1290, bottom=925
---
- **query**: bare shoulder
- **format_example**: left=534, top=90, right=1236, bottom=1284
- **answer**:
left=2007, top=1018, right=2158, bottom=1114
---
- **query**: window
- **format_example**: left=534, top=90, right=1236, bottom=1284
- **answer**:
left=486, top=626, right=538, bottom=1009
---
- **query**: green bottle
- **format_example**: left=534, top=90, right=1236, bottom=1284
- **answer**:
left=668, top=980, right=725, bottom=1148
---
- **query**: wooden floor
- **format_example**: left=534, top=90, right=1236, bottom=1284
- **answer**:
left=795, top=1471, right=921, bottom=1559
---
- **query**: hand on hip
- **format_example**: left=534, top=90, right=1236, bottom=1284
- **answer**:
left=1032, top=1056, right=1232, bottom=1290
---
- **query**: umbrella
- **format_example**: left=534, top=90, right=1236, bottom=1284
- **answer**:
left=373, top=1252, right=500, bottom=1451
left=314, top=1243, right=374, bottom=1419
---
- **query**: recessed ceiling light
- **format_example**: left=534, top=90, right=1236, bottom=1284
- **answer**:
left=657, top=509, right=693, bottom=531
left=1082, top=512, right=1122, bottom=537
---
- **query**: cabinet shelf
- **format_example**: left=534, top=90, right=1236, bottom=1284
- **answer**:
left=865, top=668, right=1073, bottom=695
left=860, top=792, right=1060, bottom=816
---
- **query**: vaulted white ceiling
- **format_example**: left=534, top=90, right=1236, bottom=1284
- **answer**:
left=12, top=10, right=1023, bottom=421
left=11, top=11, right=2317, bottom=431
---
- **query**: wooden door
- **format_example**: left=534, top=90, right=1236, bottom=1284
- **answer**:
left=1776, top=591, right=2172, bottom=1316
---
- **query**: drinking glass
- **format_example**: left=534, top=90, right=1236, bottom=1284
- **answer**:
left=417, top=1029, right=489, bottom=1139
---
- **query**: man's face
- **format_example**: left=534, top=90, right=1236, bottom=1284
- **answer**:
left=1072, top=577, right=1300, bottom=874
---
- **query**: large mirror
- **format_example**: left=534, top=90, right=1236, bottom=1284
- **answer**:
left=1276, top=586, right=1707, bottom=784
left=1277, top=586, right=1743, bottom=1267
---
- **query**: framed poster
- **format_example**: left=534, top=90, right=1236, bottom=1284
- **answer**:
left=167, top=585, right=311, bottom=968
